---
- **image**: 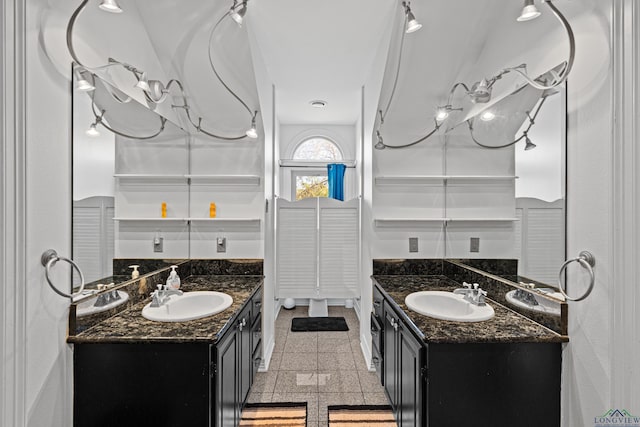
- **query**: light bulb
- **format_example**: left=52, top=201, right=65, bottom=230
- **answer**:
left=134, top=73, right=150, bottom=92
left=76, top=76, right=95, bottom=92
left=230, top=2, right=246, bottom=25
left=524, top=135, right=537, bottom=151
left=86, top=123, right=100, bottom=137
left=435, top=107, right=450, bottom=122
left=480, top=111, right=496, bottom=121
left=99, top=0, right=123, bottom=13
left=246, top=127, right=258, bottom=139
left=517, top=0, right=541, bottom=22
left=374, top=131, right=385, bottom=150
left=406, top=11, right=422, bottom=33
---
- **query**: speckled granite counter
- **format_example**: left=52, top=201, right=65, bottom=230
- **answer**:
left=373, top=275, right=568, bottom=344
left=68, top=275, right=262, bottom=344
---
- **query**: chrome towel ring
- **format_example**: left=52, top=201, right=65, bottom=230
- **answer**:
left=558, top=250, right=595, bottom=302
left=41, top=249, right=85, bottom=299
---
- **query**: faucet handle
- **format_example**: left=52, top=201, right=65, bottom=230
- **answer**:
left=463, top=282, right=472, bottom=289
left=156, top=284, right=164, bottom=291
left=473, top=283, right=479, bottom=290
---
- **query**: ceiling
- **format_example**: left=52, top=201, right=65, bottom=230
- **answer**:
left=97, top=0, right=568, bottom=133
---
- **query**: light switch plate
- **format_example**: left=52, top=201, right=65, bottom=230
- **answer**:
left=217, top=237, right=226, bottom=253
left=409, top=237, right=419, bottom=253
left=470, top=237, right=480, bottom=252
left=153, top=237, right=164, bottom=253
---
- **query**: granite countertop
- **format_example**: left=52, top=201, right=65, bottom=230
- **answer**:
left=68, top=276, right=262, bottom=344
left=373, top=275, right=568, bottom=344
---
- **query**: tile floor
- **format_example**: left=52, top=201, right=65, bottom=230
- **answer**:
left=246, top=306, right=389, bottom=427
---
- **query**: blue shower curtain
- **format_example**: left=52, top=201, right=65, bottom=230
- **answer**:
left=327, top=163, right=346, bottom=201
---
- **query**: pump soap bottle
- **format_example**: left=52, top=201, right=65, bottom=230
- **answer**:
left=166, top=265, right=181, bottom=290
left=129, top=265, right=140, bottom=280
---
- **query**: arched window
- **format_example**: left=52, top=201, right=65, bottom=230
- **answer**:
left=293, top=137, right=343, bottom=161
left=291, top=137, right=342, bottom=200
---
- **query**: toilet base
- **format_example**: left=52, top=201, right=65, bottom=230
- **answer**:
left=308, top=298, right=328, bottom=317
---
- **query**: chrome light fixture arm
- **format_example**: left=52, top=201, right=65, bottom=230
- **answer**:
left=90, top=102, right=167, bottom=140
left=376, top=120, right=442, bottom=149
left=466, top=94, right=548, bottom=149
left=208, top=10, right=254, bottom=116
left=505, top=1, right=575, bottom=90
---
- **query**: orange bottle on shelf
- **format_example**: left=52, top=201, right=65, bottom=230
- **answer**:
left=209, top=202, right=216, bottom=218
left=161, top=202, right=167, bottom=218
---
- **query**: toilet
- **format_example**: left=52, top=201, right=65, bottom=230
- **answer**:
left=308, top=298, right=328, bottom=317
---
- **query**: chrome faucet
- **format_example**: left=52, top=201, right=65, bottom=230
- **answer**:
left=453, top=282, right=474, bottom=296
left=150, top=284, right=183, bottom=307
left=464, top=283, right=488, bottom=306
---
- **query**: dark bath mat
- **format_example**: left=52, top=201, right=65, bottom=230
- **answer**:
left=291, top=316, right=349, bottom=332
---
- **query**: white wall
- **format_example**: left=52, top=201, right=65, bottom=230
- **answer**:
left=564, top=1, right=640, bottom=424
left=2, top=0, right=76, bottom=426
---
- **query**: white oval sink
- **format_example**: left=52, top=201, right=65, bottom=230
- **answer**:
left=405, top=291, right=495, bottom=322
left=142, top=291, right=233, bottom=322
left=76, top=290, right=129, bottom=318
left=505, top=289, right=561, bottom=316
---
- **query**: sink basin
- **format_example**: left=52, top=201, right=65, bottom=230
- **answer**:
left=142, top=291, right=233, bottom=322
left=505, top=289, right=561, bottom=315
left=405, top=291, right=495, bottom=322
left=76, top=290, right=129, bottom=318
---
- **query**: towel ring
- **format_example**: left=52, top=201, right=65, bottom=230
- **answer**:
left=41, top=249, right=85, bottom=299
left=558, top=251, right=595, bottom=302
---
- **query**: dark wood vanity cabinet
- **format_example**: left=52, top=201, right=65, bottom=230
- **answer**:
left=74, top=286, right=262, bottom=427
left=382, top=301, right=423, bottom=427
left=374, top=283, right=561, bottom=427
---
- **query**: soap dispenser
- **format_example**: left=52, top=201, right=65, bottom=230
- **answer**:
left=129, top=265, right=140, bottom=280
left=166, top=265, right=181, bottom=290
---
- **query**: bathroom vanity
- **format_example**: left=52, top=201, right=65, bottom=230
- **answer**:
left=69, top=276, right=262, bottom=427
left=372, top=275, right=566, bottom=427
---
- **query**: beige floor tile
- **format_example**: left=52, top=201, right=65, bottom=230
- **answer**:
left=246, top=390, right=272, bottom=404
left=358, top=370, right=385, bottom=393
left=251, top=371, right=279, bottom=394
left=317, top=330, right=350, bottom=340
left=317, top=352, right=355, bottom=371
left=318, top=392, right=365, bottom=421
left=268, top=352, right=282, bottom=370
left=318, top=337, right=351, bottom=353
left=271, top=392, right=319, bottom=421
left=317, top=370, right=362, bottom=393
left=273, top=370, right=319, bottom=394
left=284, top=334, right=318, bottom=353
left=280, top=352, right=318, bottom=371
left=363, top=392, right=391, bottom=405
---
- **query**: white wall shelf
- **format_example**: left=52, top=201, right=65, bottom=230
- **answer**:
left=375, top=175, right=517, bottom=186
left=114, top=174, right=187, bottom=180
left=189, top=218, right=260, bottom=225
left=186, top=175, right=261, bottom=186
left=374, top=217, right=519, bottom=228
left=114, top=217, right=188, bottom=222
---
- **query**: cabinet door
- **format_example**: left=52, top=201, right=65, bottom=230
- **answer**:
left=383, top=307, right=398, bottom=409
left=398, top=322, right=423, bottom=427
left=238, top=304, right=253, bottom=407
left=216, top=328, right=239, bottom=427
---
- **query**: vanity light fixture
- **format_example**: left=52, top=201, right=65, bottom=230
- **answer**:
left=402, top=2, right=422, bottom=33
left=134, top=72, right=151, bottom=92
left=86, top=123, right=100, bottom=137
left=480, top=110, right=496, bottom=121
left=245, top=111, right=258, bottom=139
left=469, top=78, right=492, bottom=104
left=230, top=0, right=248, bottom=25
left=74, top=68, right=95, bottom=92
left=375, top=131, right=386, bottom=150
left=517, top=0, right=541, bottom=22
left=98, top=0, right=123, bottom=14
left=524, top=134, right=537, bottom=150
left=435, top=107, right=450, bottom=122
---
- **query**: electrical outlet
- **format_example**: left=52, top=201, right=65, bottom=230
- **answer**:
left=409, top=237, right=419, bottom=253
left=153, top=237, right=164, bottom=253
left=217, top=237, right=226, bottom=253
left=470, top=237, right=480, bottom=252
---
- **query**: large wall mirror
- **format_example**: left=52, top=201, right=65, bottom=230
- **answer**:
left=72, top=68, right=189, bottom=286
